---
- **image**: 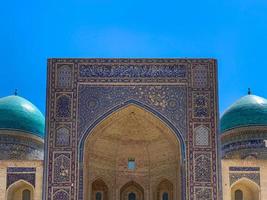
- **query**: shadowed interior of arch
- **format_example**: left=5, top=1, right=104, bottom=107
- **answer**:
left=83, top=104, right=182, bottom=200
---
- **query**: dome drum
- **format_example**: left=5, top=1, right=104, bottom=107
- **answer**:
left=221, top=127, right=267, bottom=146
left=221, top=138, right=266, bottom=159
left=220, top=126, right=267, bottom=159
left=0, top=131, right=44, bottom=160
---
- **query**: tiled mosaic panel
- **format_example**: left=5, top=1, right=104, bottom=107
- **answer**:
left=57, top=64, right=73, bottom=88
left=53, top=188, right=70, bottom=200
left=78, top=85, right=187, bottom=138
left=229, top=167, right=260, bottom=171
left=195, top=187, right=212, bottom=200
left=230, top=172, right=260, bottom=186
left=55, top=94, right=72, bottom=119
left=7, top=167, right=36, bottom=173
left=194, top=153, right=212, bottom=183
left=0, top=134, right=43, bottom=160
left=79, top=63, right=187, bottom=78
left=53, top=153, right=71, bottom=183
left=55, top=127, right=71, bottom=147
left=6, top=167, right=36, bottom=188
left=194, top=125, right=210, bottom=146
left=192, top=64, right=209, bottom=88
left=193, top=92, right=210, bottom=118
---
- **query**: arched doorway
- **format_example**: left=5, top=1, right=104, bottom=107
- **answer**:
left=83, top=104, right=183, bottom=200
left=156, top=179, right=173, bottom=200
left=91, top=179, right=108, bottom=200
left=231, top=178, right=260, bottom=200
left=6, top=180, right=34, bottom=200
left=120, top=181, right=144, bottom=200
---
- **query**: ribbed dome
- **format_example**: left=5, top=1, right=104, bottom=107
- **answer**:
left=0, top=95, right=45, bottom=137
left=221, top=94, right=267, bottom=133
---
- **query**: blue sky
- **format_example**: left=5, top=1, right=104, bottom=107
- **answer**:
left=1, top=0, right=267, bottom=115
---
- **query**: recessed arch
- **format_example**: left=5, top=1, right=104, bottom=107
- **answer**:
left=78, top=100, right=185, bottom=157
left=156, top=179, right=173, bottom=200
left=231, top=178, right=260, bottom=200
left=6, top=180, right=34, bottom=200
left=80, top=102, right=185, bottom=200
left=91, top=178, right=108, bottom=200
left=120, top=181, right=144, bottom=200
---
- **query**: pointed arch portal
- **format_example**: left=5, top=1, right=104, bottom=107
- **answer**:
left=82, top=104, right=183, bottom=200
left=45, top=59, right=219, bottom=200
left=120, top=181, right=144, bottom=200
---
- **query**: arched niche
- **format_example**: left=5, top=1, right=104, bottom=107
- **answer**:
left=156, top=179, right=173, bottom=200
left=91, top=179, right=108, bottom=200
left=82, top=103, right=183, bottom=200
left=120, top=181, right=144, bottom=200
left=231, top=178, right=260, bottom=200
left=6, top=180, right=34, bottom=200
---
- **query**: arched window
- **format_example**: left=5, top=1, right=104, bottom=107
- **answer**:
left=22, top=189, right=31, bottom=200
left=128, top=192, right=136, bottom=200
left=235, top=190, right=243, bottom=200
left=162, top=192, right=169, bottom=200
left=96, top=192, right=102, bottom=200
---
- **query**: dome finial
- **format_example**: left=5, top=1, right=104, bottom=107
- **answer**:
left=14, top=89, right=18, bottom=96
left=248, top=88, right=251, bottom=95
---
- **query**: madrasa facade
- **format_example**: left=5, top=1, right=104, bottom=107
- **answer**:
left=0, top=58, right=266, bottom=200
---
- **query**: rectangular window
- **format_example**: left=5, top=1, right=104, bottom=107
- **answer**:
left=128, top=158, right=136, bottom=170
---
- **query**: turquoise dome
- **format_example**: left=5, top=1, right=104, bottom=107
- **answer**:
left=0, top=95, right=45, bottom=137
left=221, top=94, right=267, bottom=133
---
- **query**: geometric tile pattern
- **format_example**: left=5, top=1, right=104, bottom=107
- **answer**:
left=194, top=125, right=210, bottom=146
left=44, top=58, right=219, bottom=200
left=56, top=64, right=73, bottom=88
left=52, top=188, right=70, bottom=200
left=194, top=153, right=212, bottom=182
left=195, top=187, right=213, bottom=200
left=78, top=85, right=187, bottom=138
left=55, top=127, right=71, bottom=147
left=192, top=64, right=209, bottom=89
